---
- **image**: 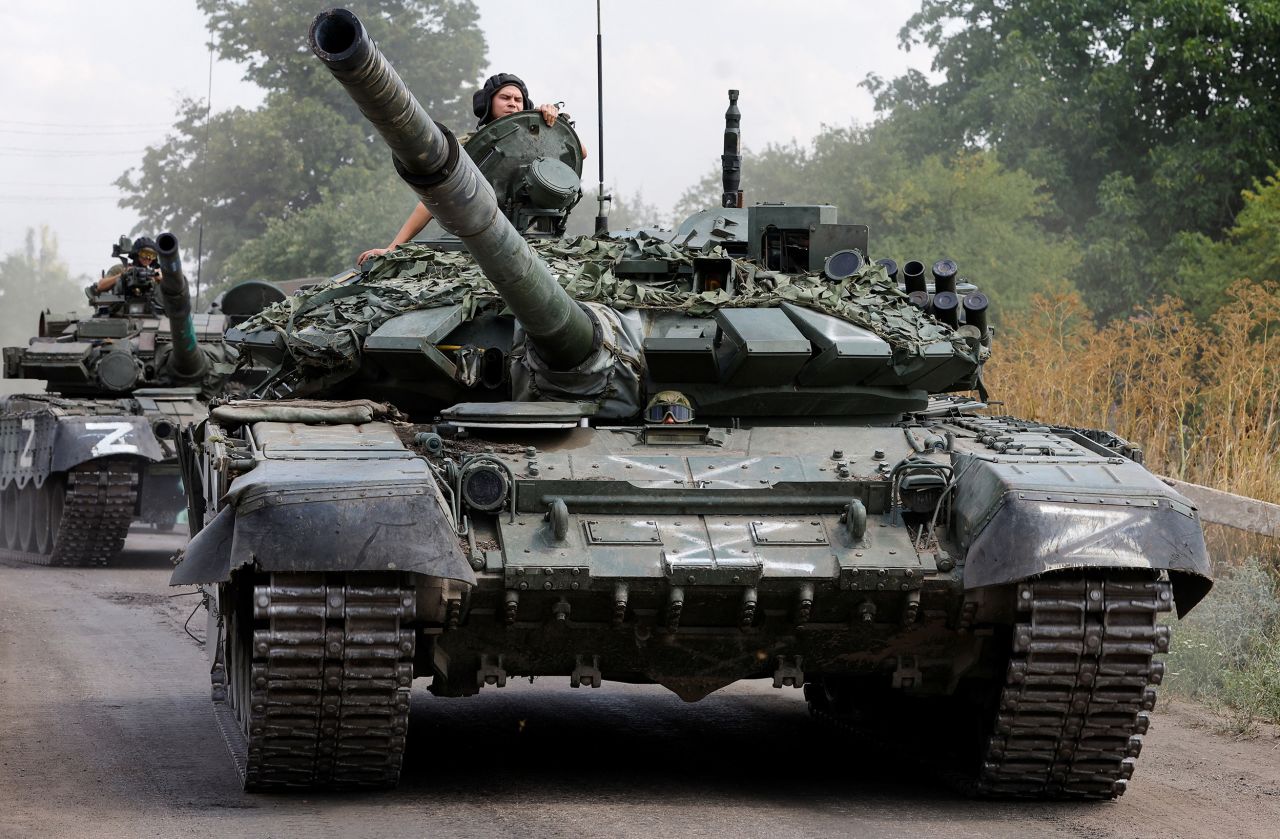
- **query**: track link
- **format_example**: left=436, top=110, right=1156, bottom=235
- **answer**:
left=1, top=459, right=139, bottom=567
left=978, top=575, right=1173, bottom=799
left=807, top=573, right=1173, bottom=800
left=214, top=573, right=417, bottom=791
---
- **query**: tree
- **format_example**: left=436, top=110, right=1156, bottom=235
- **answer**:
left=117, top=94, right=383, bottom=284
left=117, top=0, right=486, bottom=285
left=0, top=227, right=89, bottom=352
left=218, top=165, right=416, bottom=288
left=565, top=187, right=667, bottom=236
left=199, top=0, right=484, bottom=130
left=1171, top=170, right=1280, bottom=318
left=867, top=0, right=1280, bottom=318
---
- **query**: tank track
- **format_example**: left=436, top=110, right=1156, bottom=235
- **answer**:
left=977, top=575, right=1172, bottom=799
left=213, top=573, right=417, bottom=791
left=1, top=459, right=139, bottom=567
left=808, top=573, right=1172, bottom=800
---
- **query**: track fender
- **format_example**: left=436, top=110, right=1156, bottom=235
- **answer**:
left=172, top=457, right=473, bottom=586
left=954, top=453, right=1212, bottom=615
left=52, top=415, right=164, bottom=473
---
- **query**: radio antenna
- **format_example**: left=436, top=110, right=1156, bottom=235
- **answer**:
left=593, top=0, right=610, bottom=234
left=195, top=41, right=214, bottom=305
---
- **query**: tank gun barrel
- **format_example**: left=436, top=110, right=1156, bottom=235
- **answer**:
left=155, top=232, right=207, bottom=381
left=309, top=8, right=596, bottom=370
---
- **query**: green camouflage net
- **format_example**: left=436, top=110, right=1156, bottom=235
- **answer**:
left=238, top=234, right=977, bottom=376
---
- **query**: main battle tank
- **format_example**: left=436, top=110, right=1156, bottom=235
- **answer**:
left=0, top=233, right=233, bottom=563
left=171, top=8, right=1214, bottom=797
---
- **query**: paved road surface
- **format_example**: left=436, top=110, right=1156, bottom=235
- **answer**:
left=2, top=530, right=1277, bottom=839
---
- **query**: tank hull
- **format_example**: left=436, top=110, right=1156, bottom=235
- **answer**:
left=175, top=401, right=1204, bottom=796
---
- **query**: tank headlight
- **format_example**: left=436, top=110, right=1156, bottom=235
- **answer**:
left=823, top=249, right=864, bottom=281
left=461, top=462, right=509, bottom=511
left=97, top=350, right=140, bottom=392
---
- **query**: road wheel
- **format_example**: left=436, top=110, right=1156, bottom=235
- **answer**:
left=0, top=483, right=18, bottom=550
left=32, top=480, right=53, bottom=555
left=45, top=475, right=65, bottom=554
left=222, top=579, right=255, bottom=744
left=16, top=482, right=35, bottom=551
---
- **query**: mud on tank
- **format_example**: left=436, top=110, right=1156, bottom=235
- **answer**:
left=171, top=7, right=1213, bottom=797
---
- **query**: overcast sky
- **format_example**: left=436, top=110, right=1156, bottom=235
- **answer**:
left=0, top=0, right=933, bottom=281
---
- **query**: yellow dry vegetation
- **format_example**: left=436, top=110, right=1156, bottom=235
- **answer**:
left=985, top=281, right=1280, bottom=726
left=987, top=281, right=1280, bottom=557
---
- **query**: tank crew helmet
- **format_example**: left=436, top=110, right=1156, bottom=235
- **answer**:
left=644, top=390, right=695, bottom=424
left=129, top=236, right=159, bottom=263
left=472, top=73, right=533, bottom=127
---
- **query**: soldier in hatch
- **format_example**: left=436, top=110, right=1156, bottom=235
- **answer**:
left=92, top=236, right=162, bottom=294
left=644, top=391, right=696, bottom=425
left=356, top=73, right=585, bottom=266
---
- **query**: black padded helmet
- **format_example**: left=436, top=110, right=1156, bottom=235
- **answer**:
left=472, top=73, right=532, bottom=127
left=129, top=236, right=158, bottom=260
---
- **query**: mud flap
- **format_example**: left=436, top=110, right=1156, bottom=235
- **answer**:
left=51, top=415, right=164, bottom=472
left=961, top=494, right=1212, bottom=616
left=171, top=461, right=474, bottom=586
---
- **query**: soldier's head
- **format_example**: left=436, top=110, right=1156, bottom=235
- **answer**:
left=644, top=390, right=695, bottom=425
left=473, top=73, right=532, bottom=127
left=130, top=236, right=158, bottom=267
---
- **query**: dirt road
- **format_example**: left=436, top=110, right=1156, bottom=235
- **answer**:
left=2, top=532, right=1277, bottom=839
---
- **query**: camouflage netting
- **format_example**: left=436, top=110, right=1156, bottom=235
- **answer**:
left=238, top=234, right=978, bottom=377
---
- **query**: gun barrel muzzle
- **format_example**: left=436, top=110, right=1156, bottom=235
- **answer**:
left=155, top=232, right=206, bottom=381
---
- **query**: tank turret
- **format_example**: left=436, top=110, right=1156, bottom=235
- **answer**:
left=309, top=8, right=595, bottom=371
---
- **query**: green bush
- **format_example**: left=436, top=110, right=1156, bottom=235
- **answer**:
left=1165, top=559, right=1280, bottom=732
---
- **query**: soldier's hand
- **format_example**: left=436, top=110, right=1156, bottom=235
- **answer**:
left=537, top=103, right=559, bottom=126
left=357, top=247, right=391, bottom=266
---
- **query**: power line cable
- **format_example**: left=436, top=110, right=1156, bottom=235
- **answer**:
left=0, top=127, right=170, bottom=137
left=0, top=118, right=171, bottom=128
left=0, top=196, right=123, bottom=202
left=0, top=147, right=146, bottom=156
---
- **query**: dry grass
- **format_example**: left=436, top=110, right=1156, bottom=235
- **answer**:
left=987, top=281, right=1280, bottom=502
left=984, top=281, right=1280, bottom=725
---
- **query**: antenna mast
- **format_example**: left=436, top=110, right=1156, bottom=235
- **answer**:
left=593, top=0, right=610, bottom=234
left=195, top=41, right=214, bottom=305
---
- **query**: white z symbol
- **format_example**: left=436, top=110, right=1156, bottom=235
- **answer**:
left=86, top=422, right=139, bottom=457
left=19, top=417, right=36, bottom=469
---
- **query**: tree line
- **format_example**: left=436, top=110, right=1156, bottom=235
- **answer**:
left=7, top=0, right=1280, bottom=326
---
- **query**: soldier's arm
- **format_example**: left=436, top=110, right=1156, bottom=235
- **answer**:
left=357, top=203, right=434, bottom=266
